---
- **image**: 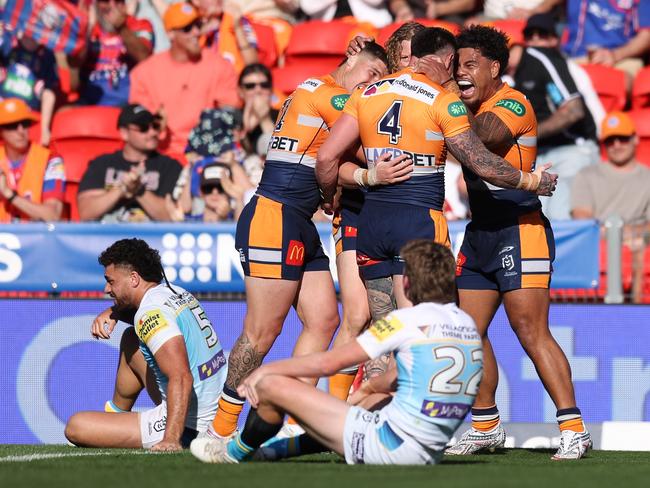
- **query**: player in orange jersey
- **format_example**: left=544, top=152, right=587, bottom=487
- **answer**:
left=440, top=25, right=591, bottom=460
left=317, top=27, right=557, bottom=339
left=191, top=44, right=394, bottom=454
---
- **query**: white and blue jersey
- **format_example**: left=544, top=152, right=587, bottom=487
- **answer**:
left=134, top=284, right=226, bottom=432
left=356, top=302, right=482, bottom=453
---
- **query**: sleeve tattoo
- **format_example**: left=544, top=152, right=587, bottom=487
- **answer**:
left=473, top=111, right=515, bottom=150
left=365, top=276, right=396, bottom=322
left=224, top=333, right=265, bottom=390
left=446, top=129, right=521, bottom=189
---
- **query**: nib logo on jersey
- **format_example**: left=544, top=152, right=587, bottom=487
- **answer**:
left=160, top=232, right=216, bottom=283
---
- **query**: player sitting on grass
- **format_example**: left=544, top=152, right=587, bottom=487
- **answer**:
left=191, top=240, right=483, bottom=465
left=65, top=238, right=226, bottom=451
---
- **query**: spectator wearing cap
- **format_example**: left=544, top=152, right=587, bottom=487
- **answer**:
left=514, top=12, right=599, bottom=220
left=129, top=2, right=241, bottom=161
left=74, top=0, right=154, bottom=106
left=0, top=98, right=66, bottom=222
left=571, top=111, right=650, bottom=224
left=77, top=104, right=182, bottom=222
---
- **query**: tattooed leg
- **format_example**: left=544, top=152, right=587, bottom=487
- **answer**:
left=224, top=333, right=266, bottom=390
left=365, top=276, right=396, bottom=322
left=364, top=276, right=396, bottom=378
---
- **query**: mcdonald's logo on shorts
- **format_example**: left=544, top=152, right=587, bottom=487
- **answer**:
left=286, top=240, right=305, bottom=266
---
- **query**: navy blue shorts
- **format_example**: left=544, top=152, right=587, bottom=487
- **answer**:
left=356, top=200, right=450, bottom=280
left=235, top=195, right=329, bottom=281
left=456, top=211, right=555, bottom=291
left=332, top=206, right=360, bottom=256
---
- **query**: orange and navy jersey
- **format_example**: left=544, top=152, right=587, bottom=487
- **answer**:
left=257, top=74, right=350, bottom=216
left=463, top=83, right=541, bottom=222
left=344, top=68, right=470, bottom=210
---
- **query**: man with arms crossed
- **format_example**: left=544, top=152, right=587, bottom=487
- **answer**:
left=199, top=44, right=392, bottom=444
left=442, top=26, right=591, bottom=460
left=191, top=240, right=483, bottom=465
left=65, top=238, right=226, bottom=451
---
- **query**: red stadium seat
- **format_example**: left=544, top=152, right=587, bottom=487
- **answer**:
left=487, top=19, right=526, bottom=46
left=50, top=106, right=123, bottom=220
left=284, top=20, right=357, bottom=66
left=378, top=19, right=460, bottom=46
left=581, top=64, right=627, bottom=112
left=272, top=61, right=341, bottom=95
left=627, top=108, right=650, bottom=166
left=250, top=21, right=278, bottom=68
left=631, top=65, right=650, bottom=110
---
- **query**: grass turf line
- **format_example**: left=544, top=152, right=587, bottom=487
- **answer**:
left=1, top=445, right=649, bottom=488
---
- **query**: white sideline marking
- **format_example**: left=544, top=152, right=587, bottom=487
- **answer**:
left=0, top=451, right=151, bottom=463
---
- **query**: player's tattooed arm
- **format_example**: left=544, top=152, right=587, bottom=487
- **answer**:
left=365, top=277, right=396, bottom=322
left=537, top=97, right=585, bottom=140
left=447, top=129, right=557, bottom=196
left=224, top=333, right=265, bottom=389
left=473, top=111, right=515, bottom=150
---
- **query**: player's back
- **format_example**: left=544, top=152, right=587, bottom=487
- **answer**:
left=464, top=83, right=541, bottom=223
left=370, top=302, right=482, bottom=451
left=258, top=74, right=349, bottom=216
left=345, top=68, right=470, bottom=210
left=135, top=284, right=225, bottom=430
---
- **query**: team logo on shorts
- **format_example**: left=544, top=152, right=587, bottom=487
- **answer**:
left=455, top=252, right=466, bottom=276
left=421, top=400, right=469, bottom=419
left=286, top=240, right=305, bottom=266
left=501, top=254, right=515, bottom=271
left=351, top=432, right=365, bottom=464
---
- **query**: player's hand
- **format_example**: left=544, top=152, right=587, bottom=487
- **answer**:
left=150, top=440, right=183, bottom=452
left=416, top=57, right=451, bottom=85
left=374, top=153, right=413, bottom=185
left=91, top=307, right=117, bottom=339
left=237, top=367, right=269, bottom=408
left=534, top=163, right=558, bottom=196
left=346, top=35, right=373, bottom=57
left=348, top=381, right=374, bottom=406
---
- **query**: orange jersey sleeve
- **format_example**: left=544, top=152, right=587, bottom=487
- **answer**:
left=478, top=84, right=537, bottom=172
left=342, top=87, right=362, bottom=120
left=430, top=90, right=472, bottom=140
left=267, top=74, right=349, bottom=164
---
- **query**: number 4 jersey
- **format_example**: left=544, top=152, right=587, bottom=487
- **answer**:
left=356, top=302, right=483, bottom=451
left=134, top=284, right=226, bottom=432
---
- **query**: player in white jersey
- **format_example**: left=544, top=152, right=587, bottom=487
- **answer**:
left=191, top=240, right=482, bottom=465
left=65, top=238, right=226, bottom=452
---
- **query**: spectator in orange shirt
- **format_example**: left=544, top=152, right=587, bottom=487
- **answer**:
left=129, top=2, right=241, bottom=161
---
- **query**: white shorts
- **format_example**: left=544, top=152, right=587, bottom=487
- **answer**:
left=342, top=406, right=443, bottom=465
left=138, top=402, right=199, bottom=449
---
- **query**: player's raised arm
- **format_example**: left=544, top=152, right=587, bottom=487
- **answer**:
left=446, top=129, right=557, bottom=196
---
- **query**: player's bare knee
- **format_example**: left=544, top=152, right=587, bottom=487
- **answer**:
left=511, top=316, right=542, bottom=349
left=64, top=414, right=84, bottom=445
left=344, top=309, right=370, bottom=335
left=304, top=306, right=340, bottom=336
left=244, top=318, right=283, bottom=350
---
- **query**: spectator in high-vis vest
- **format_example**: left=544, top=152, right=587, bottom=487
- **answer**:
left=0, top=98, right=66, bottom=222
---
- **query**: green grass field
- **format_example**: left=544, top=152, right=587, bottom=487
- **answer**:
left=1, top=446, right=649, bottom=488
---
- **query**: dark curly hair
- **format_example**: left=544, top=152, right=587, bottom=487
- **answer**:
left=410, top=27, right=457, bottom=60
left=457, top=25, right=510, bottom=76
left=99, top=238, right=163, bottom=284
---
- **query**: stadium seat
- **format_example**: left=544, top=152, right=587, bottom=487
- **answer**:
left=631, top=65, right=650, bottom=110
left=272, top=61, right=340, bottom=95
left=581, top=64, right=627, bottom=112
left=486, top=19, right=526, bottom=46
left=377, top=19, right=460, bottom=46
left=628, top=108, right=650, bottom=166
left=284, top=19, right=358, bottom=66
left=250, top=21, right=278, bottom=68
left=50, top=106, right=123, bottom=220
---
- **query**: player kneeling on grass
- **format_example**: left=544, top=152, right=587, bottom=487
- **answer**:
left=65, top=238, right=226, bottom=452
left=191, top=240, right=483, bottom=465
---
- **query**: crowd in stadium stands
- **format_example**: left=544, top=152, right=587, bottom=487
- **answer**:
left=0, top=0, right=648, bottom=225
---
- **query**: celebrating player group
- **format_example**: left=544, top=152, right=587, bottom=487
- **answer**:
left=67, top=22, right=592, bottom=465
